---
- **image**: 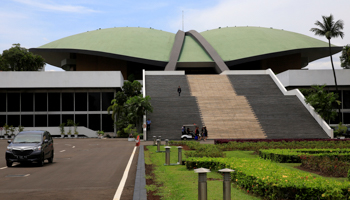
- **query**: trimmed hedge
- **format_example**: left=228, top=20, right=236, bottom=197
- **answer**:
left=259, top=149, right=350, bottom=163
left=186, top=157, right=350, bottom=199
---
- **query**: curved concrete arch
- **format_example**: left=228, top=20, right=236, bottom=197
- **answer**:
left=164, top=30, right=185, bottom=71
left=186, top=30, right=229, bottom=73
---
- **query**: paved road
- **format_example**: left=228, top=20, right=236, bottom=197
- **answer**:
left=0, top=138, right=138, bottom=200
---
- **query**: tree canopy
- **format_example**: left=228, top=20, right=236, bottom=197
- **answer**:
left=0, top=44, right=45, bottom=71
left=340, top=45, right=350, bottom=69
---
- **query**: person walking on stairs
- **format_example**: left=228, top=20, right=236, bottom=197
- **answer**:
left=177, top=86, right=181, bottom=96
left=203, top=126, right=208, bottom=141
left=146, top=118, right=151, bottom=131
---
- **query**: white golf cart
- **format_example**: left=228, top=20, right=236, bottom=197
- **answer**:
left=181, top=124, right=197, bottom=140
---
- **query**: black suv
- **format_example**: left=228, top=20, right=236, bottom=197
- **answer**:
left=6, top=131, right=54, bottom=167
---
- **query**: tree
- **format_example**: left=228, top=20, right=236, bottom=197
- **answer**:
left=310, top=14, right=344, bottom=122
left=300, top=85, right=340, bottom=122
left=1, top=43, right=45, bottom=71
left=340, top=45, right=350, bottom=69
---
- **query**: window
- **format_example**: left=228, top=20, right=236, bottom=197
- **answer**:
left=48, top=93, right=60, bottom=111
left=0, top=93, right=6, bottom=112
left=7, top=115, right=20, bottom=127
left=35, top=93, right=47, bottom=111
left=62, top=114, right=74, bottom=125
left=102, top=92, right=114, bottom=110
left=48, top=115, right=60, bottom=127
left=21, top=93, right=33, bottom=112
left=7, top=93, right=20, bottom=112
left=21, top=115, right=33, bottom=127
left=330, top=112, right=342, bottom=124
left=35, top=115, right=47, bottom=127
left=75, top=93, right=87, bottom=111
left=89, top=114, right=100, bottom=131
left=344, top=113, right=350, bottom=124
left=75, top=114, right=87, bottom=128
left=62, top=93, right=74, bottom=111
left=343, top=91, right=350, bottom=109
left=89, top=93, right=100, bottom=111
left=102, top=114, right=114, bottom=132
left=0, top=115, right=6, bottom=126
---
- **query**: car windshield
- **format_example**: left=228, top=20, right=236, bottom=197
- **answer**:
left=13, top=135, right=42, bottom=143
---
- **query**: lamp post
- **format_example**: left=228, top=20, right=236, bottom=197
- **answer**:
left=177, top=146, right=183, bottom=164
left=164, top=146, right=171, bottom=165
left=156, top=139, right=160, bottom=152
left=194, top=168, right=210, bottom=200
left=218, top=168, right=235, bottom=200
left=153, top=136, right=156, bottom=145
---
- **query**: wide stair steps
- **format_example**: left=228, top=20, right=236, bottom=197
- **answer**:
left=187, top=75, right=266, bottom=139
left=227, top=75, right=329, bottom=139
left=145, top=75, right=203, bottom=140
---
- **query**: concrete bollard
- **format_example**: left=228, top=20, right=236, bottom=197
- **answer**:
left=157, top=139, right=160, bottom=152
left=158, top=136, right=161, bottom=145
left=219, top=168, right=235, bottom=200
left=153, top=136, right=156, bottom=145
left=165, top=139, right=169, bottom=146
left=164, top=146, right=171, bottom=165
left=177, top=146, right=183, bottom=164
left=194, top=168, right=210, bottom=200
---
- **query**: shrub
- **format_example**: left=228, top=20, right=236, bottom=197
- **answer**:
left=185, top=145, right=225, bottom=158
left=300, top=155, right=350, bottom=177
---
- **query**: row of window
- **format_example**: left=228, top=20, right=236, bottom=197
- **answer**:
left=0, top=92, right=114, bottom=112
left=0, top=114, right=114, bottom=132
left=330, top=90, right=350, bottom=109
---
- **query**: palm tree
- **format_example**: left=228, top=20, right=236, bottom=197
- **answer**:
left=310, top=14, right=344, bottom=123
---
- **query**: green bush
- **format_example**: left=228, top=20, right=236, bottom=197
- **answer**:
left=348, top=169, right=350, bottom=181
left=169, top=141, right=201, bottom=150
left=185, top=157, right=350, bottom=199
left=185, top=145, right=225, bottom=158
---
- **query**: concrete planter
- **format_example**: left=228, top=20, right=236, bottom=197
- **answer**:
left=61, top=135, right=64, bottom=138
left=74, top=135, right=78, bottom=138
left=128, top=138, right=135, bottom=142
left=68, top=135, right=71, bottom=138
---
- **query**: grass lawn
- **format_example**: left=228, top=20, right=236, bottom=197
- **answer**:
left=145, top=145, right=261, bottom=200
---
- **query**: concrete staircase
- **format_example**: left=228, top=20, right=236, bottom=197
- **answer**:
left=187, top=75, right=266, bottom=139
left=145, top=75, right=203, bottom=140
left=227, top=75, right=329, bottom=139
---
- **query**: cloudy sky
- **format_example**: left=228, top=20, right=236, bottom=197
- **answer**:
left=0, top=0, right=349, bottom=71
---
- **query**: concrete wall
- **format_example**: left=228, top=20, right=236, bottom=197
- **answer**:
left=0, top=71, right=124, bottom=89
left=277, top=69, right=350, bottom=88
left=76, top=54, right=128, bottom=79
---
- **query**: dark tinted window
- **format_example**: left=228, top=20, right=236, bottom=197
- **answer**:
left=102, top=92, right=114, bottom=110
left=330, top=112, right=342, bottom=124
left=35, top=115, right=47, bottom=127
left=75, top=114, right=87, bottom=128
left=89, top=114, right=100, bottom=130
left=344, top=113, right=350, bottom=124
left=102, top=114, right=114, bottom=132
left=89, top=93, right=100, bottom=111
left=0, top=115, right=6, bottom=126
left=8, top=93, right=20, bottom=112
left=7, top=115, right=20, bottom=127
left=48, top=115, right=60, bottom=127
left=62, top=93, right=74, bottom=111
left=62, top=114, right=74, bottom=125
left=48, top=93, right=60, bottom=111
left=21, top=93, right=33, bottom=112
left=0, top=93, right=6, bottom=112
left=75, top=93, right=87, bottom=111
left=343, top=91, right=350, bottom=109
left=329, top=90, right=342, bottom=109
left=35, top=93, right=47, bottom=111
left=21, top=115, right=33, bottom=127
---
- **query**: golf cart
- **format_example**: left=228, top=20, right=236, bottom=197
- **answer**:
left=181, top=124, right=197, bottom=140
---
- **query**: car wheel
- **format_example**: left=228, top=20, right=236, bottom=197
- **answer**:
left=38, top=154, right=45, bottom=167
left=6, top=160, right=12, bottom=167
left=48, top=151, right=54, bottom=163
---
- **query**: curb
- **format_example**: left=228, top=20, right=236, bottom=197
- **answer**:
left=133, top=145, right=147, bottom=200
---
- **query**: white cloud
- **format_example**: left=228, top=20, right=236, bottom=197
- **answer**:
left=13, top=0, right=99, bottom=13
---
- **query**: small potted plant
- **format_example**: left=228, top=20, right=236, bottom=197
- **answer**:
left=9, top=125, right=16, bottom=139
left=74, top=122, right=79, bottom=138
left=3, top=124, right=9, bottom=139
left=67, top=119, right=74, bottom=138
left=18, top=125, right=24, bottom=133
left=97, top=130, right=104, bottom=139
left=59, top=123, right=65, bottom=138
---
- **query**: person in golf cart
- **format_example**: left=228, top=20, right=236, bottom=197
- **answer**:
left=181, top=124, right=197, bottom=140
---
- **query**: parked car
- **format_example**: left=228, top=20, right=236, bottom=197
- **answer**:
left=6, top=131, right=54, bottom=167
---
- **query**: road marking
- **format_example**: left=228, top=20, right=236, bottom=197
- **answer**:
left=113, top=146, right=137, bottom=200
left=1, top=163, right=19, bottom=170
left=72, top=146, right=75, bottom=148
left=0, top=167, right=7, bottom=170
left=60, top=150, right=66, bottom=152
